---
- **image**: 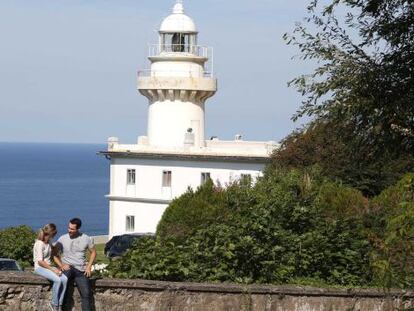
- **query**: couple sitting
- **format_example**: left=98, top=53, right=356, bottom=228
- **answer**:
left=32, top=218, right=96, bottom=311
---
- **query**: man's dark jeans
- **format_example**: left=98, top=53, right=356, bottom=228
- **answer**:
left=63, top=267, right=92, bottom=311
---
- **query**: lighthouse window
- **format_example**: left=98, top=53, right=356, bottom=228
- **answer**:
left=125, top=215, right=135, bottom=232
left=161, top=33, right=196, bottom=53
left=172, top=33, right=185, bottom=52
left=127, top=169, right=136, bottom=185
left=201, top=172, right=211, bottom=185
left=162, top=170, right=172, bottom=187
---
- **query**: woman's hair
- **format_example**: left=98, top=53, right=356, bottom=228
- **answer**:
left=37, top=223, right=57, bottom=241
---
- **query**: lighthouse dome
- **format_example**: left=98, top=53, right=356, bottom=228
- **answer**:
left=159, top=2, right=197, bottom=33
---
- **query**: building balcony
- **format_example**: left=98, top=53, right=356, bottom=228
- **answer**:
left=104, top=136, right=278, bottom=161
left=137, top=74, right=217, bottom=102
left=147, top=44, right=213, bottom=67
left=148, top=44, right=211, bottom=58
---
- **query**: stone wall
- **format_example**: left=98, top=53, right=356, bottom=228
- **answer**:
left=1, top=272, right=413, bottom=311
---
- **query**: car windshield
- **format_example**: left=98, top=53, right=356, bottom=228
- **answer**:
left=0, top=261, right=19, bottom=271
left=114, top=236, right=135, bottom=249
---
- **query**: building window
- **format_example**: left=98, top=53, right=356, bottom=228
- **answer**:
left=201, top=172, right=211, bottom=185
left=162, top=170, right=172, bottom=187
left=161, top=33, right=197, bottom=53
left=127, top=169, right=136, bottom=185
left=126, top=215, right=135, bottom=232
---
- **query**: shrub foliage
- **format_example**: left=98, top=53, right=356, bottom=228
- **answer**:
left=0, top=225, right=36, bottom=266
left=156, top=180, right=228, bottom=244
left=369, top=173, right=414, bottom=288
left=108, top=168, right=393, bottom=287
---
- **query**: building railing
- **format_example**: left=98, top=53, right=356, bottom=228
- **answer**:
left=148, top=44, right=211, bottom=58
left=137, top=69, right=213, bottom=78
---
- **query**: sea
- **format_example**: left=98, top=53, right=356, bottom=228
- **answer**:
left=0, top=142, right=109, bottom=236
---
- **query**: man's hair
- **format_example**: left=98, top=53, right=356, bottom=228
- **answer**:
left=70, top=218, right=82, bottom=229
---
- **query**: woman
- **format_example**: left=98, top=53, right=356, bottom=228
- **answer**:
left=33, top=223, right=67, bottom=311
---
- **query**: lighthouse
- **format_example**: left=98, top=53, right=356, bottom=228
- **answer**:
left=103, top=1, right=278, bottom=237
left=138, top=0, right=217, bottom=148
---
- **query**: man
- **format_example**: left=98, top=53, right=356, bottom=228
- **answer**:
left=54, top=218, right=96, bottom=311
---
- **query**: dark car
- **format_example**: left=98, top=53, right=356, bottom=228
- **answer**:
left=0, top=258, right=23, bottom=271
left=104, top=233, right=154, bottom=259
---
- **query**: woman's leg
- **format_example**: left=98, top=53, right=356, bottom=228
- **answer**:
left=58, top=273, right=68, bottom=306
left=34, top=267, right=62, bottom=306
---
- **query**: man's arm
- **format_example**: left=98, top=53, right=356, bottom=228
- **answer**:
left=52, top=242, right=70, bottom=271
left=53, top=255, right=67, bottom=271
left=84, top=246, right=96, bottom=277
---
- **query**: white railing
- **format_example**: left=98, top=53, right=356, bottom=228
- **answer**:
left=137, top=69, right=213, bottom=78
left=146, top=44, right=214, bottom=77
left=148, top=44, right=211, bottom=58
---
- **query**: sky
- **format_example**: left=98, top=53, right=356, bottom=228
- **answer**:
left=0, top=0, right=315, bottom=144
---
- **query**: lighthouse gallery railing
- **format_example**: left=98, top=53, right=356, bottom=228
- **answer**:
left=148, top=44, right=211, bottom=58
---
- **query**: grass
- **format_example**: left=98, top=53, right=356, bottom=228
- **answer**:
left=93, top=243, right=109, bottom=265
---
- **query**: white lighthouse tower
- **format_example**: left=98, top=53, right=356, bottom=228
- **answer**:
left=138, top=0, right=217, bottom=149
left=103, top=1, right=278, bottom=237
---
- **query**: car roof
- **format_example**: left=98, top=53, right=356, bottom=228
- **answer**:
left=115, top=233, right=154, bottom=236
left=110, top=233, right=154, bottom=239
left=0, top=258, right=17, bottom=261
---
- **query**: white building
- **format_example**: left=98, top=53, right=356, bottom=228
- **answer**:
left=103, top=0, right=278, bottom=237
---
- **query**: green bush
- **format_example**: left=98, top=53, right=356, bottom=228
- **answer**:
left=369, top=173, right=414, bottom=288
left=108, top=237, right=194, bottom=281
left=0, top=225, right=36, bottom=267
left=109, top=168, right=374, bottom=286
left=156, top=180, right=228, bottom=243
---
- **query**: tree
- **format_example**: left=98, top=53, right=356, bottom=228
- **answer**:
left=277, top=0, right=414, bottom=195
left=287, top=0, right=414, bottom=150
left=273, top=120, right=413, bottom=196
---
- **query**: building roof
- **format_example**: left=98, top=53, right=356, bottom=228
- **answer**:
left=159, top=1, right=197, bottom=33
left=102, top=137, right=278, bottom=164
left=100, top=150, right=272, bottom=164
